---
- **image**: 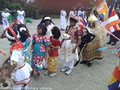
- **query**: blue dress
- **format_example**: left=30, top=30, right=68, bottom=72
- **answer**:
left=23, top=38, right=31, bottom=64
left=32, top=33, right=50, bottom=73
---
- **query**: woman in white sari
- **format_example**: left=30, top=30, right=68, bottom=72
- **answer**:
left=17, top=7, right=25, bottom=24
left=60, top=10, right=67, bottom=30
left=1, top=8, right=10, bottom=30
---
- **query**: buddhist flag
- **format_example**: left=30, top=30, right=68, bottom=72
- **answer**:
left=108, top=61, right=120, bottom=90
left=97, top=0, right=109, bottom=21
left=102, top=0, right=120, bottom=33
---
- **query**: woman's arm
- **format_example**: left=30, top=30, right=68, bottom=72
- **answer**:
left=51, top=45, right=59, bottom=49
left=0, top=49, right=6, bottom=56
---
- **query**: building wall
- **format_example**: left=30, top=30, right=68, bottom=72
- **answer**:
left=34, top=0, right=92, bottom=14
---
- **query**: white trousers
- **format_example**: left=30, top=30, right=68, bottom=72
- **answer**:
left=63, top=60, right=74, bottom=70
left=12, top=84, right=28, bottom=90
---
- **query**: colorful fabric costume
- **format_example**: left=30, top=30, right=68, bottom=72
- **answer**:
left=61, top=26, right=83, bottom=70
left=48, top=36, right=61, bottom=73
left=32, top=33, right=50, bottom=73
left=10, top=42, right=32, bottom=85
left=82, top=22, right=106, bottom=61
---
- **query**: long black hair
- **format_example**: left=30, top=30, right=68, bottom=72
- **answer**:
left=52, top=26, right=61, bottom=39
left=37, top=24, right=47, bottom=35
left=17, top=24, right=29, bottom=42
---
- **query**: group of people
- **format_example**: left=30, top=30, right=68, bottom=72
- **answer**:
left=0, top=6, right=86, bottom=89
left=0, top=6, right=120, bottom=90
left=1, top=7, right=25, bottom=32
left=60, top=8, right=86, bottom=31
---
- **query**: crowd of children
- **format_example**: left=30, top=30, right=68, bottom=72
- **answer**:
left=0, top=10, right=84, bottom=89
left=1, top=6, right=120, bottom=90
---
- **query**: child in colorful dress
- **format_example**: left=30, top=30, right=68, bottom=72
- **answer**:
left=1, top=26, right=32, bottom=90
left=40, top=16, right=54, bottom=69
left=31, top=24, right=50, bottom=78
left=61, top=15, right=83, bottom=75
left=45, top=26, right=61, bottom=77
left=18, top=24, right=31, bottom=64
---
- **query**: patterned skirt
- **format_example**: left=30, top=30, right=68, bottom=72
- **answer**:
left=48, top=57, right=57, bottom=73
left=32, top=55, right=44, bottom=73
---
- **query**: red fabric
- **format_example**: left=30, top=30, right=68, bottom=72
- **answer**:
left=74, top=29, right=83, bottom=42
left=10, top=42, right=24, bottom=51
left=113, top=66, right=120, bottom=81
left=113, top=25, right=117, bottom=31
left=110, top=10, right=116, bottom=18
left=49, top=36, right=60, bottom=57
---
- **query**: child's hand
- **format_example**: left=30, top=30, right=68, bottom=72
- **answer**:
left=30, top=49, right=33, bottom=53
left=0, top=49, right=6, bottom=57
left=60, top=39, right=64, bottom=48
left=72, top=48, right=76, bottom=53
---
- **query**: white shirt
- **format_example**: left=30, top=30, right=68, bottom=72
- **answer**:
left=69, top=11, right=74, bottom=17
left=17, top=10, right=25, bottom=20
left=1, top=12, right=10, bottom=20
left=60, top=10, right=67, bottom=18
left=46, top=23, right=54, bottom=37
left=78, top=10, right=83, bottom=17
left=10, top=50, right=25, bottom=70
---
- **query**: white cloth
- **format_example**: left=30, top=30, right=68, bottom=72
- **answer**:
left=17, top=10, right=25, bottom=24
left=60, top=10, right=67, bottom=30
left=118, top=83, right=120, bottom=88
left=46, top=23, right=54, bottom=37
left=60, top=34, right=78, bottom=63
left=12, top=84, right=29, bottom=90
left=12, top=84, right=23, bottom=90
left=78, top=10, right=83, bottom=17
left=68, top=11, right=74, bottom=25
left=63, top=60, right=74, bottom=70
left=1, top=12, right=10, bottom=30
left=10, top=50, right=32, bottom=85
left=43, top=59, right=48, bottom=69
